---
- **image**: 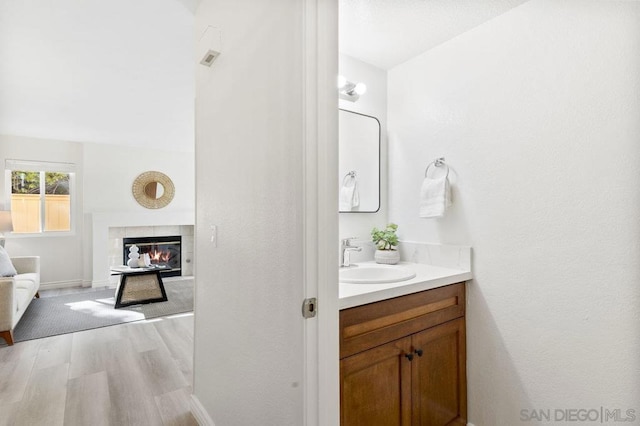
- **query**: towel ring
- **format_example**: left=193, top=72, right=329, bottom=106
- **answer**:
left=424, top=158, right=449, bottom=179
left=342, top=170, right=357, bottom=185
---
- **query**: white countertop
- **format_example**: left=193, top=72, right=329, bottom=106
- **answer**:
left=339, top=261, right=472, bottom=310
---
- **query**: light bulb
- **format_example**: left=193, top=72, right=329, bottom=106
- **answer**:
left=337, top=75, right=347, bottom=89
left=354, top=82, right=367, bottom=95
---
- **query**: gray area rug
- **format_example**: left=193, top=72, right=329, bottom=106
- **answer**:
left=13, top=279, right=193, bottom=342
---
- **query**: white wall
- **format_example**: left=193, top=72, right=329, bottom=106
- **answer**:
left=339, top=54, right=388, bottom=246
left=83, top=143, right=194, bottom=213
left=194, top=0, right=311, bottom=424
left=0, top=135, right=195, bottom=286
left=387, top=1, right=640, bottom=424
left=83, top=143, right=195, bottom=285
left=0, top=135, right=84, bottom=286
left=0, top=0, right=196, bottom=287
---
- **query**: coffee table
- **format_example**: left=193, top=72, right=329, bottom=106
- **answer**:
left=110, top=266, right=170, bottom=308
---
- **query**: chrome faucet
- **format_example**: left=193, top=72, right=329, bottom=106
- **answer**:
left=341, top=237, right=362, bottom=268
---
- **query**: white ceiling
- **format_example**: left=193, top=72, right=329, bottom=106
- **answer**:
left=0, top=0, right=196, bottom=152
left=0, top=0, right=532, bottom=152
left=339, top=0, right=531, bottom=70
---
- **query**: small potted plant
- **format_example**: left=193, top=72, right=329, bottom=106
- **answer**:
left=371, top=223, right=400, bottom=264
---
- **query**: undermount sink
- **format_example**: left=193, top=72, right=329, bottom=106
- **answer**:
left=339, top=263, right=416, bottom=284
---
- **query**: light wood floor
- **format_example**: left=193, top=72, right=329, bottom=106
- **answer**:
left=0, top=293, right=196, bottom=426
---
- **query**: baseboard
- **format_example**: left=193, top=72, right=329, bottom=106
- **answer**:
left=468, top=423, right=476, bottom=426
left=190, top=394, right=215, bottom=426
left=164, top=275, right=194, bottom=283
left=91, top=279, right=111, bottom=288
left=40, top=279, right=85, bottom=290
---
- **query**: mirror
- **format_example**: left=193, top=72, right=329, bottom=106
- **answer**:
left=144, top=181, right=165, bottom=199
left=132, top=171, right=175, bottom=209
left=339, top=109, right=380, bottom=212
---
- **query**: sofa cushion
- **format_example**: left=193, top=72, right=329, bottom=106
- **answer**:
left=0, top=245, right=17, bottom=277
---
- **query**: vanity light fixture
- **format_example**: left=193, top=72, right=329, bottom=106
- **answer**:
left=338, top=75, right=367, bottom=102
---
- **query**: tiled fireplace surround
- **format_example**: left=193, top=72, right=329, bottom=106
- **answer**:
left=89, top=211, right=194, bottom=287
left=108, top=225, right=194, bottom=282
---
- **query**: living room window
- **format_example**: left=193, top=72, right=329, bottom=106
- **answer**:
left=5, top=159, right=76, bottom=234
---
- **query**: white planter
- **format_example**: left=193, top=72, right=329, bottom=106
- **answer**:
left=374, top=249, right=400, bottom=265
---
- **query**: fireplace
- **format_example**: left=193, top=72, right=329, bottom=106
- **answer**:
left=123, top=236, right=182, bottom=277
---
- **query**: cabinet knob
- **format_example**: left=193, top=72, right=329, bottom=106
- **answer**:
left=404, top=353, right=414, bottom=361
left=414, top=349, right=423, bottom=357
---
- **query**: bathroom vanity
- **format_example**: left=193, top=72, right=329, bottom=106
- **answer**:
left=339, top=262, right=470, bottom=425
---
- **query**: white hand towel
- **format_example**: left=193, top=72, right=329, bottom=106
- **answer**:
left=339, top=176, right=360, bottom=211
left=419, top=175, right=451, bottom=218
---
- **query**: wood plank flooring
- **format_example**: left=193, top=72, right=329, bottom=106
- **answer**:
left=0, top=289, right=196, bottom=426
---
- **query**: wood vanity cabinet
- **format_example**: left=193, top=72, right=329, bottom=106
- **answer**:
left=340, top=283, right=467, bottom=426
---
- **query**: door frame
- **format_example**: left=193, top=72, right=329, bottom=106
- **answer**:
left=302, top=0, right=339, bottom=425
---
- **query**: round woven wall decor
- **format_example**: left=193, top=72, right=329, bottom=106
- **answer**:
left=132, top=171, right=175, bottom=209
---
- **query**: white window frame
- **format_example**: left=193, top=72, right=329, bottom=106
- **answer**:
left=5, top=159, right=77, bottom=237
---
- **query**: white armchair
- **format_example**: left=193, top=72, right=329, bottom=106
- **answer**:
left=0, top=256, right=40, bottom=345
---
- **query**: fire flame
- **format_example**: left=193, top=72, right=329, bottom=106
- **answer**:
left=147, top=249, right=171, bottom=264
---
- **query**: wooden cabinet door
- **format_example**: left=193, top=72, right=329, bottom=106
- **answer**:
left=341, top=337, right=413, bottom=426
left=411, top=318, right=467, bottom=426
